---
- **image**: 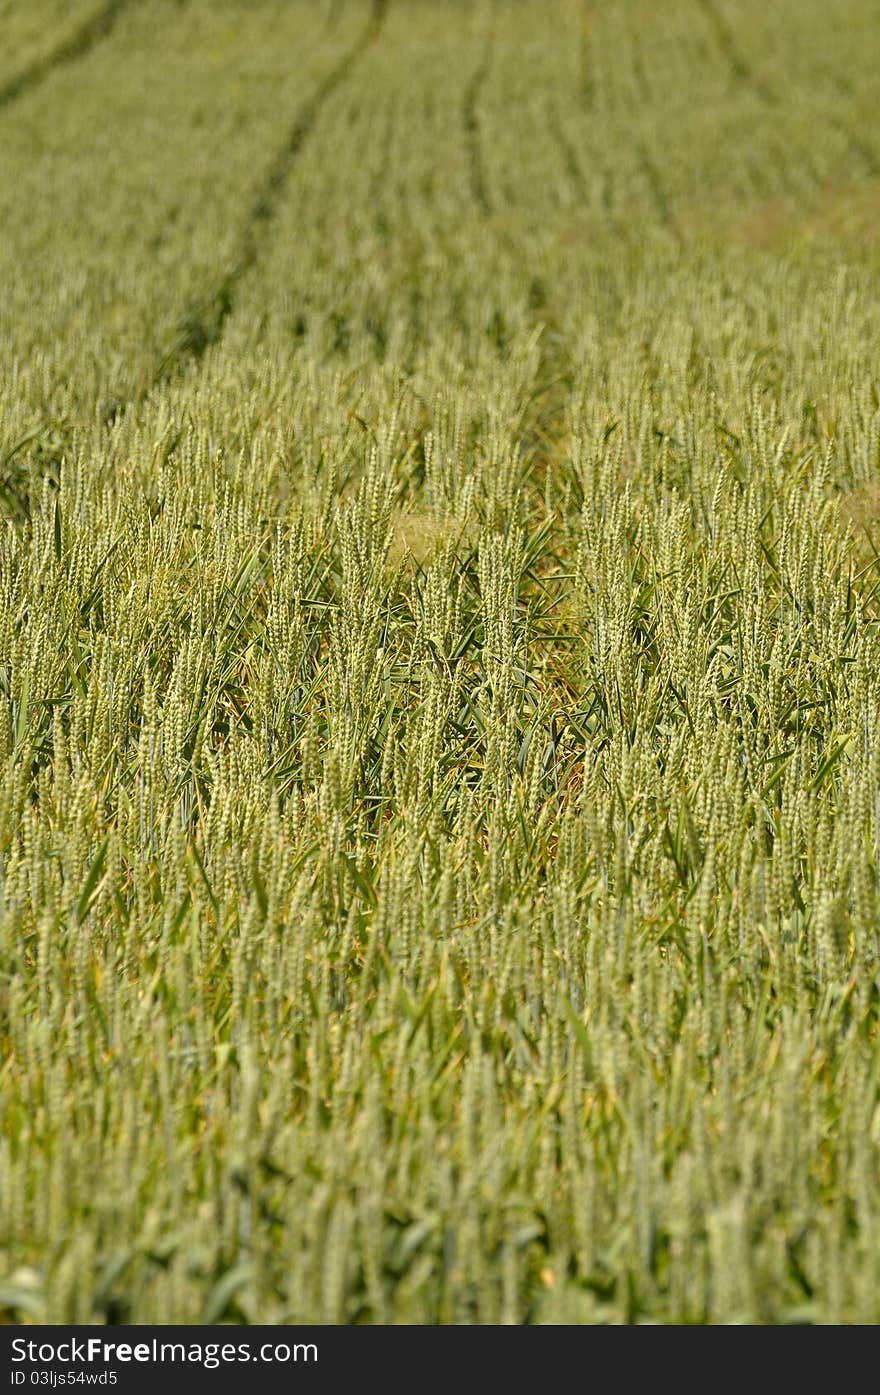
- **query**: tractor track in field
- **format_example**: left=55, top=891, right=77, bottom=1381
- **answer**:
left=580, top=2, right=597, bottom=111
left=823, top=73, right=880, bottom=178
left=108, top=0, right=389, bottom=419
left=575, top=5, right=621, bottom=240
left=547, top=99, right=587, bottom=206
left=324, top=0, right=347, bottom=34
left=695, top=6, right=876, bottom=208
left=546, top=95, right=621, bottom=240
left=0, top=0, right=133, bottom=113
left=698, top=5, right=878, bottom=186
left=695, top=0, right=775, bottom=106
left=636, top=141, right=683, bottom=246
left=621, top=6, right=681, bottom=246
left=462, top=11, right=495, bottom=218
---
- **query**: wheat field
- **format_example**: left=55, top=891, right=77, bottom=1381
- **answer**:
left=1, top=0, right=880, bottom=1324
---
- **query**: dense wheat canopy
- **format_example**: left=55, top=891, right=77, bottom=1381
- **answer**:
left=1, top=0, right=880, bottom=1324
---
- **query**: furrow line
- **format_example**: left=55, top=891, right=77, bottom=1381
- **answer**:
left=547, top=100, right=587, bottom=205
left=580, top=2, right=597, bottom=111
left=636, top=141, right=683, bottom=245
left=0, top=0, right=133, bottom=113
left=462, top=15, right=494, bottom=218
left=117, top=0, right=389, bottom=416
left=695, top=0, right=775, bottom=105
left=823, top=75, right=880, bottom=178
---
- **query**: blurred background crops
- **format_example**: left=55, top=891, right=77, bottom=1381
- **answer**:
left=1, top=0, right=880, bottom=1323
